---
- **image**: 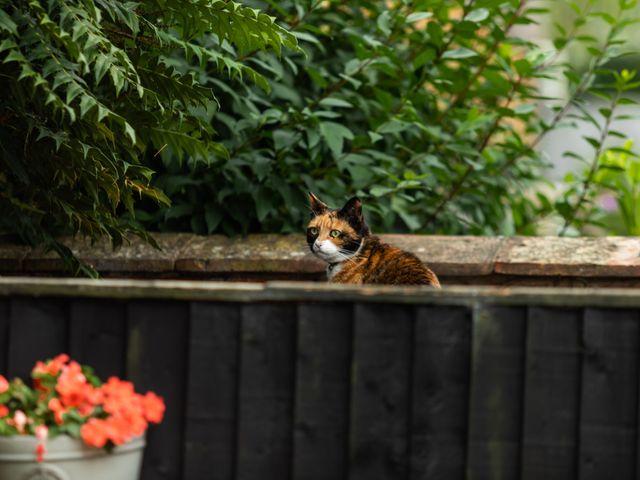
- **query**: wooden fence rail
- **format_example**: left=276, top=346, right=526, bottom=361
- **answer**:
left=1, top=279, right=639, bottom=480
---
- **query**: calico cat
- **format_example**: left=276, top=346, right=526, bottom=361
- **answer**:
left=306, top=192, right=440, bottom=287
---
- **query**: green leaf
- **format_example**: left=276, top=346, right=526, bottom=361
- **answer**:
left=79, top=94, right=97, bottom=118
left=254, top=188, right=273, bottom=221
left=94, top=54, right=111, bottom=84
left=589, top=11, right=617, bottom=25
left=377, top=10, right=392, bottom=37
left=406, top=12, right=433, bottom=23
left=124, top=122, right=136, bottom=144
left=583, top=136, right=601, bottom=149
left=513, top=104, right=536, bottom=115
left=442, top=48, right=478, bottom=60
left=0, top=38, right=16, bottom=53
left=320, top=121, right=354, bottom=159
left=318, top=98, right=353, bottom=108
left=370, top=186, right=394, bottom=197
left=65, top=83, right=84, bottom=104
left=377, top=118, right=410, bottom=134
left=464, top=8, right=490, bottom=23
left=205, top=207, right=223, bottom=233
left=0, top=10, right=17, bottom=35
left=412, top=48, right=436, bottom=70
left=368, top=131, right=384, bottom=144
left=273, top=129, right=298, bottom=151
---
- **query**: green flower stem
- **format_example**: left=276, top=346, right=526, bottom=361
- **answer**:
left=559, top=90, right=621, bottom=236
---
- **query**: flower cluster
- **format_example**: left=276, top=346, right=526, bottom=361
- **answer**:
left=80, top=377, right=164, bottom=448
left=0, top=354, right=165, bottom=461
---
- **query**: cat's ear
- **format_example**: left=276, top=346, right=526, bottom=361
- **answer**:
left=339, top=196, right=363, bottom=220
left=339, top=197, right=370, bottom=234
left=309, top=192, right=329, bottom=216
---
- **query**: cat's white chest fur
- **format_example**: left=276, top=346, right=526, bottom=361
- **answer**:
left=326, top=262, right=342, bottom=279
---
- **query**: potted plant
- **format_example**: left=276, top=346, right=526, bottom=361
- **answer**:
left=0, top=354, right=165, bottom=479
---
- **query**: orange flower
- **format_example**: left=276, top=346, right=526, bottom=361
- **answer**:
left=105, top=415, right=135, bottom=445
left=142, top=392, right=165, bottom=424
left=0, top=375, right=8, bottom=394
left=20, top=355, right=165, bottom=450
left=101, top=377, right=134, bottom=397
left=48, top=398, right=66, bottom=425
left=80, top=414, right=140, bottom=447
left=100, top=377, right=140, bottom=418
left=127, top=413, right=148, bottom=438
left=0, top=405, right=8, bottom=417
left=33, top=354, right=70, bottom=377
left=56, top=362, right=85, bottom=401
left=55, top=361, right=102, bottom=417
left=80, top=419, right=109, bottom=448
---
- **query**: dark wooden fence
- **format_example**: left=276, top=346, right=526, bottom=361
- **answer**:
left=1, top=278, right=640, bottom=480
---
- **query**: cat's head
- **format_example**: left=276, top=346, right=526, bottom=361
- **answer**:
left=306, top=193, right=370, bottom=264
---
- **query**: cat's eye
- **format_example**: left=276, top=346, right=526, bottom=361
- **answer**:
left=329, top=229, right=341, bottom=238
left=308, top=227, right=319, bottom=236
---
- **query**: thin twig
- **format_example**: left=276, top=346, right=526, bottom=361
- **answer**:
left=491, top=24, right=621, bottom=188
left=559, top=90, right=620, bottom=235
left=424, top=74, right=525, bottom=226
left=426, top=1, right=618, bottom=227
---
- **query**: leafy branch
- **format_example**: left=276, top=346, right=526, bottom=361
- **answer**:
left=0, top=0, right=298, bottom=274
left=558, top=70, right=638, bottom=235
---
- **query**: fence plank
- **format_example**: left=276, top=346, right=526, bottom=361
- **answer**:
left=183, top=303, right=241, bottom=480
left=411, top=306, right=471, bottom=480
left=127, top=301, right=190, bottom=480
left=579, top=308, right=639, bottom=480
left=236, top=303, right=297, bottom=480
left=7, top=298, right=68, bottom=379
left=467, top=306, right=526, bottom=480
left=0, top=300, right=9, bottom=374
left=521, top=307, right=581, bottom=480
left=294, top=303, right=352, bottom=480
left=349, top=303, right=413, bottom=480
left=69, top=299, right=127, bottom=379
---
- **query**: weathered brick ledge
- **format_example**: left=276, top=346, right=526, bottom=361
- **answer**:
left=1, top=234, right=639, bottom=286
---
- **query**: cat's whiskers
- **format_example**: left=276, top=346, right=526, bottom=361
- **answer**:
left=335, top=249, right=359, bottom=266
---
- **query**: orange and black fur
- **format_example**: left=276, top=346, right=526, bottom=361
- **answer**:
left=306, top=193, right=440, bottom=287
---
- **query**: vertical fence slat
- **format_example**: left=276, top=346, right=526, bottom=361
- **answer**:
left=349, top=303, right=413, bottom=480
left=236, top=304, right=297, bottom=480
left=69, top=299, right=127, bottom=379
left=521, top=307, right=581, bottom=480
left=183, top=303, right=241, bottom=480
left=7, top=298, right=68, bottom=379
left=467, top=306, right=526, bottom=480
left=580, top=308, right=639, bottom=480
left=127, top=301, right=189, bottom=480
left=0, top=300, right=9, bottom=374
left=411, top=306, right=471, bottom=480
left=294, top=303, right=352, bottom=480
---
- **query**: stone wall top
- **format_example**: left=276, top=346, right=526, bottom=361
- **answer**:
left=1, top=234, right=639, bottom=285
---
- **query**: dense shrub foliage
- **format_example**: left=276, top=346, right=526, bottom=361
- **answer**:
left=138, top=0, right=640, bottom=237
left=2, top=0, right=639, bottom=274
left=0, top=0, right=296, bottom=274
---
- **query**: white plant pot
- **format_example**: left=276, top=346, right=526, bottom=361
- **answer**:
left=0, top=434, right=145, bottom=480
